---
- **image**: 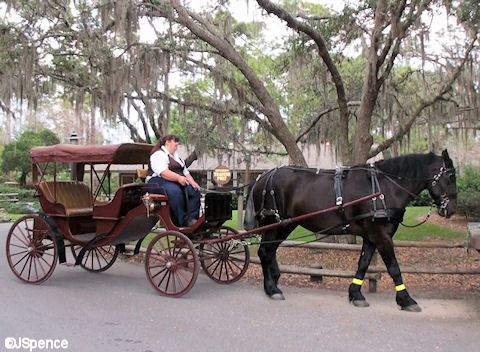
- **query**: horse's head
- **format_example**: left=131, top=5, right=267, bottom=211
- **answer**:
left=426, top=149, right=457, bottom=218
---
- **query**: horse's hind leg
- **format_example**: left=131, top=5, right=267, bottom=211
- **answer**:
left=375, top=237, right=421, bottom=312
left=349, top=238, right=376, bottom=307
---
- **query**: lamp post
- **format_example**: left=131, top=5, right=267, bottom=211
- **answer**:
left=69, top=131, right=80, bottom=180
left=69, top=131, right=79, bottom=145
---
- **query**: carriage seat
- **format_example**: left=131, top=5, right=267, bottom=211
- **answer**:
left=93, top=183, right=146, bottom=219
left=37, top=181, right=93, bottom=217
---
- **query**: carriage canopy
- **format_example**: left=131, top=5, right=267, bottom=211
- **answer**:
left=30, top=143, right=153, bottom=164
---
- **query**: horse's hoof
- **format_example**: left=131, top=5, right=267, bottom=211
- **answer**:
left=270, top=293, right=285, bottom=300
left=401, top=304, right=421, bottom=312
left=351, top=299, right=370, bottom=308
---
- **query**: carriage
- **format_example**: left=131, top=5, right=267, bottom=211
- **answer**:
left=5, top=143, right=250, bottom=297
left=5, top=143, right=457, bottom=310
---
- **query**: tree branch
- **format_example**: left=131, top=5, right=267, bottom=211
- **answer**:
left=369, top=37, right=478, bottom=158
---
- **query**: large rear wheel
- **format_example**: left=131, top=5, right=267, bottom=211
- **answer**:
left=199, top=226, right=250, bottom=284
left=71, top=244, right=119, bottom=273
left=6, top=214, right=58, bottom=284
left=145, top=231, right=199, bottom=297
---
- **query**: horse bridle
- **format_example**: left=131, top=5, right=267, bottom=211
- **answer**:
left=429, top=165, right=457, bottom=214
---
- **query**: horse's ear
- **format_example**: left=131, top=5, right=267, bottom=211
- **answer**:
left=442, top=149, right=453, bottom=166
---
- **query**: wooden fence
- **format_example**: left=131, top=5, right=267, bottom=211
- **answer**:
left=142, top=229, right=480, bottom=293
left=0, top=193, right=19, bottom=202
left=248, top=240, right=480, bottom=293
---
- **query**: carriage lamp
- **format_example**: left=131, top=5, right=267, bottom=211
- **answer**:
left=142, top=193, right=155, bottom=217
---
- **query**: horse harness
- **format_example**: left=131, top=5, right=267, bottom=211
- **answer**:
left=334, top=165, right=406, bottom=232
left=253, top=165, right=406, bottom=231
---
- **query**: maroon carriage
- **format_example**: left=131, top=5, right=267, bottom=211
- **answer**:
left=5, top=143, right=250, bottom=297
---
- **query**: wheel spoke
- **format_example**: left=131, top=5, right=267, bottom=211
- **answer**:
left=200, top=227, right=249, bottom=284
left=145, top=231, right=198, bottom=297
left=12, top=232, right=30, bottom=247
left=151, top=266, right=168, bottom=280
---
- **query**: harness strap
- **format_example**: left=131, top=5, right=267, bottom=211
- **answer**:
left=256, top=168, right=281, bottom=222
left=334, top=167, right=350, bottom=232
left=369, top=165, right=389, bottom=218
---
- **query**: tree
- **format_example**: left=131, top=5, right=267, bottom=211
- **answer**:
left=256, top=0, right=478, bottom=163
left=1, top=129, right=60, bottom=185
left=1, top=0, right=478, bottom=165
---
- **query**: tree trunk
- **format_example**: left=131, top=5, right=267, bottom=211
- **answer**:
left=167, top=0, right=307, bottom=167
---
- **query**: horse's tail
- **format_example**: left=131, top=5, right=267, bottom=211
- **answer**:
left=244, top=178, right=259, bottom=230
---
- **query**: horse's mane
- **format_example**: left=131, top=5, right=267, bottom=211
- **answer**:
left=374, top=152, right=437, bottom=179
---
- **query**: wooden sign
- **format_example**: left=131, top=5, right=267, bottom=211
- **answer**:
left=213, top=165, right=231, bottom=186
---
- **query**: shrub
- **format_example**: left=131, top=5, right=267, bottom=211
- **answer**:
left=456, top=191, right=480, bottom=221
left=408, top=189, right=431, bottom=206
left=1, top=201, right=39, bottom=214
left=457, top=166, right=480, bottom=192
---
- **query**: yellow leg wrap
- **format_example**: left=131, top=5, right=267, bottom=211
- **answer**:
left=352, top=278, right=363, bottom=286
left=395, top=284, right=406, bottom=292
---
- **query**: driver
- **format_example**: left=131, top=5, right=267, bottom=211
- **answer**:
left=146, top=134, right=201, bottom=227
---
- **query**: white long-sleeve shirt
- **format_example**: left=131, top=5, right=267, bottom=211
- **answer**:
left=147, top=146, right=189, bottom=182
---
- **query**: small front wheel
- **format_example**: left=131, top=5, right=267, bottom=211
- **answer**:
left=145, top=231, right=199, bottom=297
left=199, top=226, right=250, bottom=284
left=6, top=214, right=58, bottom=284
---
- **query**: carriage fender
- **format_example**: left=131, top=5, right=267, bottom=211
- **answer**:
left=39, top=213, right=67, bottom=263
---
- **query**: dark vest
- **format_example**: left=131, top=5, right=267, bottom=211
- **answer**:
left=148, top=150, right=184, bottom=177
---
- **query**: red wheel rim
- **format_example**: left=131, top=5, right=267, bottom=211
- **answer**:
left=71, top=245, right=119, bottom=272
left=6, top=215, right=58, bottom=284
left=199, top=226, right=250, bottom=284
left=145, top=231, right=199, bottom=297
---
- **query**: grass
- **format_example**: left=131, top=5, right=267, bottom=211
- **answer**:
left=2, top=213, right=25, bottom=222
left=393, top=206, right=465, bottom=241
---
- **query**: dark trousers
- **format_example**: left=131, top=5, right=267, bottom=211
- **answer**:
left=148, top=176, right=200, bottom=225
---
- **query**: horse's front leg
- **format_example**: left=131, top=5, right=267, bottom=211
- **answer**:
left=376, top=238, right=421, bottom=312
left=258, top=231, right=284, bottom=300
left=349, top=238, right=376, bottom=307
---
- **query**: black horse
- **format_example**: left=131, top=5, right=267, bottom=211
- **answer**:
left=244, top=150, right=456, bottom=312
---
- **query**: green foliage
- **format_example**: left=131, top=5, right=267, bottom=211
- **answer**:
left=1, top=129, right=60, bottom=185
left=455, top=0, right=480, bottom=30
left=1, top=201, right=39, bottom=214
left=0, top=186, right=35, bottom=201
left=457, top=192, right=480, bottom=221
left=455, top=166, right=480, bottom=220
left=408, top=190, right=431, bottom=206
left=457, top=166, right=480, bottom=192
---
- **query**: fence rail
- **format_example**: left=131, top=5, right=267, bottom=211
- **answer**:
left=144, top=228, right=478, bottom=293
left=0, top=193, right=19, bottom=202
left=247, top=239, right=478, bottom=293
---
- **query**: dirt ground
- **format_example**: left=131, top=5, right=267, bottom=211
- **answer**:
left=242, top=213, right=480, bottom=300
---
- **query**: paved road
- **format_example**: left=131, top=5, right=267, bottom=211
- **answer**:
left=0, top=222, right=479, bottom=352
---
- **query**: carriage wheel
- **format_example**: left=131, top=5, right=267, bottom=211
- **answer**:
left=199, top=226, right=250, bottom=284
left=71, top=245, right=119, bottom=273
left=145, top=231, right=199, bottom=297
left=6, top=214, right=58, bottom=284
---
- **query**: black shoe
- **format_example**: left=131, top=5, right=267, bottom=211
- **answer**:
left=183, top=217, right=197, bottom=227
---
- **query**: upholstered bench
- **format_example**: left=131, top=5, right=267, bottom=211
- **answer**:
left=37, top=181, right=93, bottom=217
